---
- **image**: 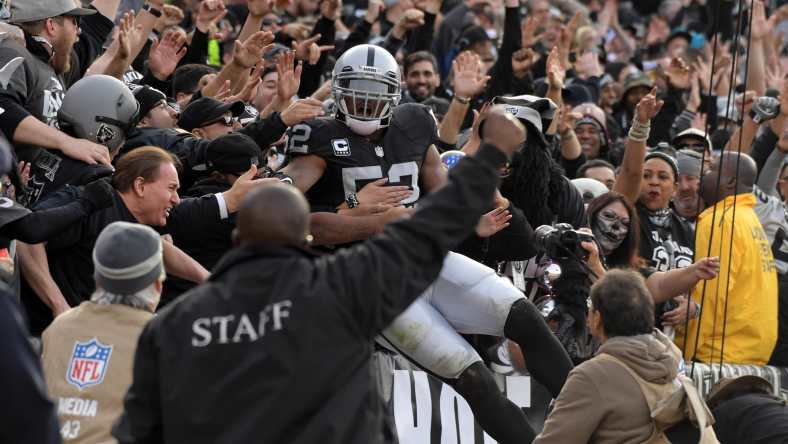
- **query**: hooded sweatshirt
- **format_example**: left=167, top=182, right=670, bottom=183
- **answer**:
left=535, top=330, right=681, bottom=444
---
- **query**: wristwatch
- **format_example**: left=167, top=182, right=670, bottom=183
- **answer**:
left=143, top=3, right=162, bottom=17
left=345, top=193, right=360, bottom=209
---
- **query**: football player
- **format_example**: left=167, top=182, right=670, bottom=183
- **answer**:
left=282, top=44, right=572, bottom=443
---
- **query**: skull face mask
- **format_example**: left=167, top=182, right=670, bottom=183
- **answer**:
left=592, top=208, right=629, bottom=255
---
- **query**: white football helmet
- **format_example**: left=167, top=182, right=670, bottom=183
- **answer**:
left=331, top=44, right=401, bottom=135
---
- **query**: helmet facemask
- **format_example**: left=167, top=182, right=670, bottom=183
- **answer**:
left=332, top=69, right=400, bottom=135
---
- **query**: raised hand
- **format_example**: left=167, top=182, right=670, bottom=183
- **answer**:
left=247, top=0, right=274, bottom=17
left=276, top=50, right=302, bottom=101
left=232, top=30, right=275, bottom=68
left=751, top=0, right=770, bottom=41
left=148, top=30, right=188, bottom=81
left=557, top=12, right=581, bottom=68
left=282, top=22, right=311, bottom=40
left=475, top=207, right=512, bottom=237
left=574, top=50, right=603, bottom=79
left=396, top=8, right=425, bottom=32
left=511, top=48, right=538, bottom=79
left=281, top=98, right=325, bottom=126
left=228, top=61, right=264, bottom=103
left=665, top=57, right=691, bottom=90
left=320, top=0, right=342, bottom=20
left=414, top=0, right=441, bottom=15
left=357, top=178, right=413, bottom=205
left=634, top=87, right=664, bottom=123
left=452, top=51, right=489, bottom=99
left=546, top=46, right=565, bottom=90
left=521, top=15, right=541, bottom=48
left=365, top=0, right=385, bottom=23
left=196, top=0, right=228, bottom=33
left=558, top=106, right=582, bottom=135
left=291, top=34, right=334, bottom=65
left=155, top=5, right=185, bottom=31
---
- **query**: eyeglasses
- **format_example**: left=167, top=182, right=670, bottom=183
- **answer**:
left=203, top=113, right=236, bottom=127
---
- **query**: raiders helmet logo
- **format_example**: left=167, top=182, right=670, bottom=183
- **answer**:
left=95, top=123, right=117, bottom=145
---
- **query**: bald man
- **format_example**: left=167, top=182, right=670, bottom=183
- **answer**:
left=114, top=109, right=525, bottom=444
left=677, top=152, right=778, bottom=365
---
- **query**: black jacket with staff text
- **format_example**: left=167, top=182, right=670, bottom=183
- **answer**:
left=112, top=144, right=507, bottom=444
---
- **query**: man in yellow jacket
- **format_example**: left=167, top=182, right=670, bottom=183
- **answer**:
left=677, top=152, right=777, bottom=365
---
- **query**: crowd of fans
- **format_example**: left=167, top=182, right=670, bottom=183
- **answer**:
left=2, top=0, right=788, bottom=442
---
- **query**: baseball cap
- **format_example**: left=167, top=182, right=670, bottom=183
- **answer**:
left=563, top=83, right=593, bottom=107
left=206, top=133, right=262, bottom=174
left=133, top=86, right=168, bottom=120
left=491, top=94, right=558, bottom=146
left=705, top=375, right=774, bottom=410
left=10, top=0, right=96, bottom=23
left=178, top=97, right=245, bottom=132
left=622, top=72, right=653, bottom=97
left=92, top=222, right=163, bottom=296
left=672, top=128, right=712, bottom=152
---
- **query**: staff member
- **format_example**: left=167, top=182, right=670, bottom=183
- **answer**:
left=112, top=107, right=525, bottom=444
left=677, top=152, right=778, bottom=365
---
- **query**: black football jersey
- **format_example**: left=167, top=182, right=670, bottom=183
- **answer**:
left=286, top=103, right=438, bottom=210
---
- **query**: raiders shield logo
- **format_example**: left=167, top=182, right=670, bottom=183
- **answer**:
left=66, top=338, right=113, bottom=390
left=95, top=123, right=117, bottom=145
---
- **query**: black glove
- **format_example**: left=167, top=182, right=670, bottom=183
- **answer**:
left=79, top=179, right=114, bottom=212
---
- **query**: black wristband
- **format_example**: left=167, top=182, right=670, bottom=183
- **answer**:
left=143, top=4, right=162, bottom=17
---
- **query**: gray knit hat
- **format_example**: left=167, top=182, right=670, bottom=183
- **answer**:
left=676, top=149, right=703, bottom=178
left=93, top=222, right=163, bottom=295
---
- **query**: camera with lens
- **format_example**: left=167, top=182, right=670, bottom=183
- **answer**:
left=534, top=223, right=598, bottom=364
left=534, top=223, right=595, bottom=261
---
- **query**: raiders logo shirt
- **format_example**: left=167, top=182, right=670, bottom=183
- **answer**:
left=636, top=202, right=695, bottom=272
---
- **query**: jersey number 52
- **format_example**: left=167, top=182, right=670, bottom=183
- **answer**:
left=342, top=163, right=420, bottom=205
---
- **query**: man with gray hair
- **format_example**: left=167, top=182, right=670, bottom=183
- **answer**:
left=41, top=221, right=164, bottom=443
